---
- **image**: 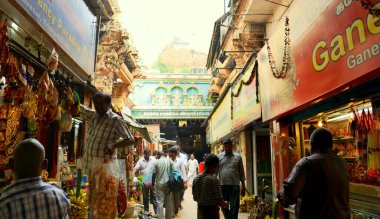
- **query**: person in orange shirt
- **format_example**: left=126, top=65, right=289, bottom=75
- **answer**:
left=198, top=154, right=207, bottom=174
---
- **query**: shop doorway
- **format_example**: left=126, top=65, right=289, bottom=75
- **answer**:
left=253, top=129, right=272, bottom=198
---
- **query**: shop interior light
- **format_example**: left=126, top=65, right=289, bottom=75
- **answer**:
left=11, top=22, right=19, bottom=32
left=327, top=113, right=352, bottom=122
left=318, top=119, right=323, bottom=127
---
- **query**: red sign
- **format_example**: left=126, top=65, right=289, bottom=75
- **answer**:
left=259, top=0, right=380, bottom=121
left=294, top=0, right=380, bottom=103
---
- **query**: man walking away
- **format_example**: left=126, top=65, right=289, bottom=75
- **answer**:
left=152, top=152, right=174, bottom=219
left=277, top=128, right=350, bottom=219
left=134, top=148, right=158, bottom=217
left=218, top=139, right=246, bottom=219
left=0, top=139, right=70, bottom=218
left=169, top=147, right=187, bottom=215
left=193, top=154, right=228, bottom=219
left=187, top=154, right=198, bottom=186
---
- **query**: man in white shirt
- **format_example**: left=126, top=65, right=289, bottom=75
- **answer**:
left=134, top=148, right=157, bottom=216
left=178, top=150, right=188, bottom=167
left=175, top=146, right=188, bottom=207
left=187, top=154, right=199, bottom=187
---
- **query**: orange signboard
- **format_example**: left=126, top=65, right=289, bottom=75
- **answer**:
left=259, top=0, right=380, bottom=121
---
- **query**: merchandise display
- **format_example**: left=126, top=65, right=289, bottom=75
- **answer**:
left=240, top=194, right=256, bottom=212
left=118, top=179, right=128, bottom=217
left=89, top=159, right=119, bottom=218
left=0, top=18, right=84, bottom=213
left=303, top=101, right=380, bottom=186
left=69, top=188, right=88, bottom=219
left=0, top=10, right=152, bottom=215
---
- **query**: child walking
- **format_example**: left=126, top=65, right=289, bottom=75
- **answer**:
left=192, top=154, right=228, bottom=219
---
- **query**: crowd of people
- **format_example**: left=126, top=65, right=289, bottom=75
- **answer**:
left=0, top=90, right=351, bottom=219
left=133, top=139, right=246, bottom=219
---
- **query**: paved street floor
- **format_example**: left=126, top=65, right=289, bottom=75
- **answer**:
left=174, top=187, right=249, bottom=219
left=133, top=187, right=250, bottom=218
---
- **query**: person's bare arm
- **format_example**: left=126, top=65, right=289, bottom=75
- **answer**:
left=111, top=139, right=135, bottom=149
left=105, top=139, right=135, bottom=155
left=217, top=198, right=229, bottom=208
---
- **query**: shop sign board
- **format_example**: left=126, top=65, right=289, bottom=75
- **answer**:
left=232, top=63, right=261, bottom=130
left=210, top=90, right=232, bottom=143
left=14, top=0, right=97, bottom=75
left=258, top=0, right=380, bottom=121
left=132, top=109, right=212, bottom=119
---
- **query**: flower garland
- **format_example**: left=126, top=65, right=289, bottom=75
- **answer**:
left=230, top=61, right=259, bottom=119
left=266, top=17, right=290, bottom=79
left=357, top=0, right=380, bottom=17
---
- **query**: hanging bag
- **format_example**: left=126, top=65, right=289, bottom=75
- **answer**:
left=166, top=159, right=184, bottom=193
left=142, top=173, right=153, bottom=187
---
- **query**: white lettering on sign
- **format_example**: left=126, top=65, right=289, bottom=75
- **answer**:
left=138, top=111, right=210, bottom=118
left=336, top=0, right=353, bottom=16
left=347, top=42, right=380, bottom=69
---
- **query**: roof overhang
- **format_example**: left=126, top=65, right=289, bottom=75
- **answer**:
left=121, top=113, right=153, bottom=143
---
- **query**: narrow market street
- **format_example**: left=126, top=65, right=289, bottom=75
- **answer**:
left=135, top=188, right=250, bottom=219
left=0, top=0, right=380, bottom=218
left=159, top=188, right=250, bottom=219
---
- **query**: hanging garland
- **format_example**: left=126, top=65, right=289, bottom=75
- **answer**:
left=230, top=61, right=260, bottom=119
left=266, top=17, right=290, bottom=79
left=357, top=0, right=380, bottom=17
left=231, top=61, right=257, bottom=98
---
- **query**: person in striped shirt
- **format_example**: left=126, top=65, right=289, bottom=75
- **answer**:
left=80, top=92, right=135, bottom=217
left=0, top=138, right=70, bottom=219
left=192, top=154, right=228, bottom=219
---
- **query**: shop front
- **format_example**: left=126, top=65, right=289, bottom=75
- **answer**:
left=0, top=0, right=97, bottom=176
left=230, top=53, right=272, bottom=197
left=0, top=0, right=101, bottom=217
left=258, top=0, right=380, bottom=217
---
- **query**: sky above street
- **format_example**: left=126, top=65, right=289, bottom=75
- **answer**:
left=118, top=0, right=225, bottom=65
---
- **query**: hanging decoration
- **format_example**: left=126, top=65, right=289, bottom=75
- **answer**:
left=230, top=60, right=259, bottom=119
left=266, top=17, right=290, bottom=79
left=0, top=20, right=10, bottom=78
left=357, top=0, right=380, bottom=17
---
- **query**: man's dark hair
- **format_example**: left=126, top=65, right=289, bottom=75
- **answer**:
left=143, top=148, right=150, bottom=154
left=153, top=150, right=159, bottom=156
left=160, top=151, right=166, bottom=157
left=169, top=147, right=177, bottom=154
left=93, top=91, right=112, bottom=105
left=223, top=139, right=232, bottom=145
left=310, top=128, right=333, bottom=149
left=205, top=154, right=219, bottom=168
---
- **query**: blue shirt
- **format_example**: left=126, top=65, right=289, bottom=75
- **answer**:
left=0, top=177, right=70, bottom=219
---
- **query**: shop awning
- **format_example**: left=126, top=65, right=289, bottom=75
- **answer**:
left=121, top=113, right=153, bottom=143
